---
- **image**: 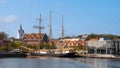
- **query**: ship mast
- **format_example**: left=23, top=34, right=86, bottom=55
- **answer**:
left=49, top=11, right=52, bottom=52
left=61, top=15, right=64, bottom=53
left=62, top=15, right=64, bottom=39
left=33, top=14, right=44, bottom=51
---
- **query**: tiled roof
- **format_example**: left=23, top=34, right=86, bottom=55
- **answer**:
left=89, top=38, right=98, bottom=41
left=24, top=33, right=45, bottom=40
left=51, top=39, right=59, bottom=45
left=62, top=40, right=85, bottom=46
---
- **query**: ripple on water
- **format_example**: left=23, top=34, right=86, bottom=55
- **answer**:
left=0, top=58, right=120, bottom=68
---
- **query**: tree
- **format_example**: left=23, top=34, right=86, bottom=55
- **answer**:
left=0, top=32, right=8, bottom=39
left=73, top=45, right=87, bottom=51
left=0, top=46, right=6, bottom=52
left=50, top=42, right=57, bottom=49
left=10, top=41, right=24, bottom=50
left=77, top=35, right=82, bottom=38
left=86, top=33, right=120, bottom=40
left=0, top=32, right=9, bottom=52
left=39, top=42, right=57, bottom=49
left=15, top=41, right=24, bottom=48
left=39, top=43, right=49, bottom=49
left=10, top=42, right=17, bottom=48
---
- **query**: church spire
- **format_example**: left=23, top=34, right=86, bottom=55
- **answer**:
left=18, top=24, right=24, bottom=39
left=20, top=24, right=22, bottom=30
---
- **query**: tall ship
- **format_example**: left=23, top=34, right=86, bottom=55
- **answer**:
left=31, top=12, right=76, bottom=57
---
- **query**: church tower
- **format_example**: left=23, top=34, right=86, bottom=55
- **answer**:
left=18, top=25, right=24, bottom=39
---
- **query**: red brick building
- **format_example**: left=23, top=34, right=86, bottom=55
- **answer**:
left=23, top=33, right=49, bottom=46
left=0, top=33, right=10, bottom=47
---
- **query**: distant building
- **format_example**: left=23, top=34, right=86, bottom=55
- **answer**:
left=51, top=39, right=59, bottom=45
left=63, top=38, right=80, bottom=42
left=10, top=37, right=23, bottom=43
left=113, top=39, right=120, bottom=54
left=81, top=34, right=88, bottom=41
left=23, top=33, right=49, bottom=46
left=0, top=33, right=10, bottom=46
left=51, top=39, right=59, bottom=48
left=86, top=38, right=114, bottom=54
left=59, top=38, right=85, bottom=47
left=17, top=25, right=25, bottom=39
left=0, top=32, right=10, bottom=51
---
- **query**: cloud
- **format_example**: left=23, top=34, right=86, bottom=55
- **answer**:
left=0, top=15, right=18, bottom=23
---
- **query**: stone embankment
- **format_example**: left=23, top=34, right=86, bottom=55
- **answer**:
left=78, top=54, right=120, bottom=59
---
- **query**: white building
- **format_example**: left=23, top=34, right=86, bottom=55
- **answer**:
left=86, top=38, right=114, bottom=54
left=113, top=39, right=120, bottom=54
left=62, top=38, right=80, bottom=41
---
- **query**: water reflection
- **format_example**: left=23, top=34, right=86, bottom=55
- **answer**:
left=72, top=58, right=120, bottom=68
left=0, top=57, right=120, bottom=68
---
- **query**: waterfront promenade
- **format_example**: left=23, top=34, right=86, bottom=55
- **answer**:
left=78, top=54, right=120, bottom=59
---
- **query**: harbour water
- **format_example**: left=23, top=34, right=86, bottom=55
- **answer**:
left=0, top=57, right=120, bottom=68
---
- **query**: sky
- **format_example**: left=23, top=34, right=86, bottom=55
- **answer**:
left=0, top=0, right=120, bottom=38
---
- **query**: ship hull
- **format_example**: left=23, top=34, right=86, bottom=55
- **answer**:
left=31, top=52, right=76, bottom=57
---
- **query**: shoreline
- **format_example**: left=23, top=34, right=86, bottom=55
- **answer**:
left=27, top=54, right=120, bottom=59
left=0, top=53, right=120, bottom=59
left=78, top=54, right=120, bottom=59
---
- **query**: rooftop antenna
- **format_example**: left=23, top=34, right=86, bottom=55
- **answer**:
left=33, top=14, right=45, bottom=50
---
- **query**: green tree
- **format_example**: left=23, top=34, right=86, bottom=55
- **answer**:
left=10, top=41, right=24, bottom=50
left=73, top=45, right=87, bottom=51
left=15, top=41, right=24, bottom=48
left=39, top=42, right=57, bottom=49
left=86, top=33, right=120, bottom=40
left=50, top=42, right=57, bottom=49
left=77, top=35, right=83, bottom=38
left=10, top=42, right=17, bottom=48
left=0, top=46, right=6, bottom=51
left=40, top=43, right=49, bottom=49
left=0, top=32, right=8, bottom=39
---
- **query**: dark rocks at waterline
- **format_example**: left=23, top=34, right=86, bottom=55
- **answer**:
left=0, top=53, right=27, bottom=58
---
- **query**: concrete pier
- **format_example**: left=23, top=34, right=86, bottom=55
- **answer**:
left=78, top=54, right=120, bottom=59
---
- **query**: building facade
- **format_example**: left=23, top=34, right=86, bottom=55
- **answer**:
left=0, top=32, right=10, bottom=53
left=58, top=38, right=86, bottom=48
left=86, top=38, right=115, bottom=54
left=113, top=39, right=120, bottom=54
left=0, top=33, right=10, bottom=47
left=23, top=33, right=49, bottom=46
